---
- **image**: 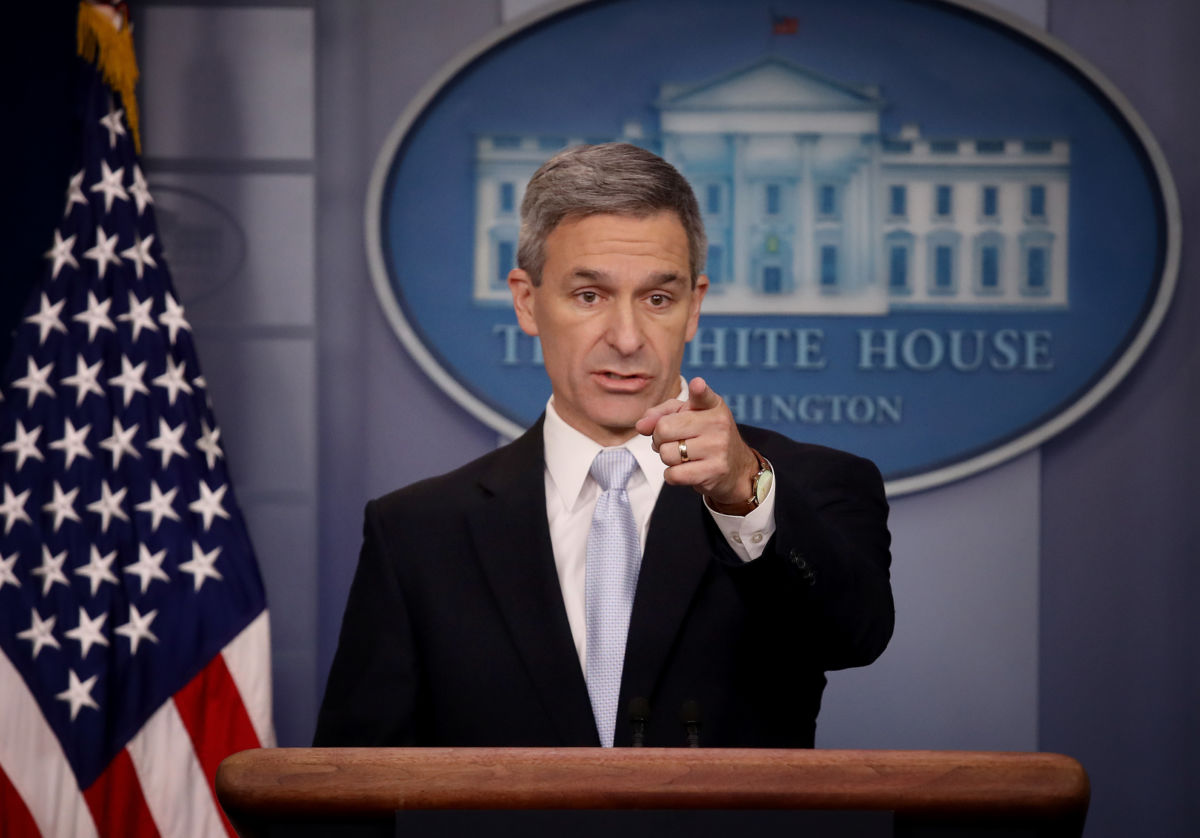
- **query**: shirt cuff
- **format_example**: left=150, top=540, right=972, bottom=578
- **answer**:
left=704, top=466, right=777, bottom=563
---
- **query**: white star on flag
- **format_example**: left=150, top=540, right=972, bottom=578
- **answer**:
left=17, top=610, right=61, bottom=659
left=76, top=545, right=120, bottom=596
left=98, top=417, right=140, bottom=468
left=124, top=544, right=170, bottom=594
left=98, top=103, right=126, bottom=148
left=64, top=607, right=110, bottom=659
left=128, top=163, right=154, bottom=215
left=86, top=480, right=130, bottom=533
left=82, top=225, right=122, bottom=278
left=63, top=168, right=88, bottom=216
left=146, top=418, right=188, bottom=468
left=90, top=158, right=128, bottom=214
left=159, top=293, right=192, bottom=344
left=118, top=290, right=158, bottom=340
left=73, top=290, right=117, bottom=342
left=115, top=604, right=159, bottom=654
left=60, top=354, right=106, bottom=406
left=188, top=481, right=231, bottom=531
left=152, top=356, right=193, bottom=405
left=2, top=420, right=45, bottom=470
left=49, top=418, right=93, bottom=469
left=135, top=480, right=181, bottom=531
left=0, top=552, right=20, bottom=591
left=24, top=293, right=69, bottom=344
left=0, top=485, right=32, bottom=534
left=41, top=481, right=82, bottom=532
left=108, top=355, right=149, bottom=406
left=44, top=229, right=80, bottom=279
left=195, top=418, right=224, bottom=470
left=179, top=542, right=223, bottom=591
left=56, top=670, right=101, bottom=721
left=31, top=545, right=71, bottom=595
left=120, top=232, right=157, bottom=279
left=11, top=358, right=56, bottom=408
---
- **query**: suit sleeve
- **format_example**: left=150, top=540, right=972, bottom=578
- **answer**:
left=312, top=498, right=422, bottom=746
left=709, top=429, right=895, bottom=672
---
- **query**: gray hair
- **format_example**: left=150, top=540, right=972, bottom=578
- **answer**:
left=516, top=143, right=707, bottom=285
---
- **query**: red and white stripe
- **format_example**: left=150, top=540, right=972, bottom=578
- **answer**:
left=0, top=612, right=272, bottom=838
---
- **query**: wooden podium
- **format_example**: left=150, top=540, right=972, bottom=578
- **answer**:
left=216, top=748, right=1089, bottom=837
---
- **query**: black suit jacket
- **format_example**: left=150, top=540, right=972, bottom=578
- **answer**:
left=314, top=421, right=893, bottom=748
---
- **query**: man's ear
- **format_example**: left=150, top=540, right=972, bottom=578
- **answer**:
left=508, top=268, right=539, bottom=336
left=685, top=274, right=709, bottom=342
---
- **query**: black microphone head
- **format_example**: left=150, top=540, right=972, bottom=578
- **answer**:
left=679, top=699, right=702, bottom=725
left=628, top=696, right=651, bottom=722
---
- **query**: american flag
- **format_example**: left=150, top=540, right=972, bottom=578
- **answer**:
left=0, top=5, right=273, bottom=836
left=771, top=14, right=799, bottom=36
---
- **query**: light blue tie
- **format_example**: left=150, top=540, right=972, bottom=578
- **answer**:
left=585, top=447, right=641, bottom=748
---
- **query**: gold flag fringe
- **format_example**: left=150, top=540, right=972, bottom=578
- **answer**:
left=77, top=2, right=141, bottom=154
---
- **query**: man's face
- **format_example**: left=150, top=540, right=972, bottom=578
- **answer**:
left=509, top=212, right=708, bottom=446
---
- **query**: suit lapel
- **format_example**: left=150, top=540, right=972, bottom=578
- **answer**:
left=619, top=482, right=712, bottom=717
left=467, top=420, right=599, bottom=745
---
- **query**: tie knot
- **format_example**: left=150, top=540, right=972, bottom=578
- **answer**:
left=590, top=448, right=638, bottom=492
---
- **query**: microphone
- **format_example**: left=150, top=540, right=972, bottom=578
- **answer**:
left=628, top=697, right=650, bottom=747
left=680, top=700, right=701, bottom=748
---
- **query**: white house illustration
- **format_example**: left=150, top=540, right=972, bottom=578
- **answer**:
left=473, top=57, right=1070, bottom=314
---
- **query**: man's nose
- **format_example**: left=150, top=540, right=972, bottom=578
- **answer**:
left=604, top=300, right=644, bottom=355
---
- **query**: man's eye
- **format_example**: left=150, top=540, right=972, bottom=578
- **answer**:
left=579, top=291, right=598, bottom=303
left=648, top=294, right=669, bottom=307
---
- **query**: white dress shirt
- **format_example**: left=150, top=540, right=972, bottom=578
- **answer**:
left=542, top=385, right=776, bottom=670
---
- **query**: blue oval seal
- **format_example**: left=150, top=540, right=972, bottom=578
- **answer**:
left=366, top=0, right=1180, bottom=495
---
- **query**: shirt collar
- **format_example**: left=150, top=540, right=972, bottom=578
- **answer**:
left=543, top=378, right=686, bottom=510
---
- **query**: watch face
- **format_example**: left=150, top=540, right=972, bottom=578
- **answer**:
left=755, top=468, right=773, bottom=505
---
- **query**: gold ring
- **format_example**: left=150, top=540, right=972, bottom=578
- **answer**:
left=678, top=440, right=689, bottom=463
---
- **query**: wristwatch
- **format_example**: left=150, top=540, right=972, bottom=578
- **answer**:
left=710, top=448, right=773, bottom=516
left=745, top=448, right=773, bottom=509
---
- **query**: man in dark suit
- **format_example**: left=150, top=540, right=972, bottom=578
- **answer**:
left=314, top=143, right=893, bottom=748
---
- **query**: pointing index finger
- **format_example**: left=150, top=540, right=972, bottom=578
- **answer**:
left=684, top=376, right=722, bottom=411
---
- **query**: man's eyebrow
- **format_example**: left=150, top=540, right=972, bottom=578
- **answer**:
left=646, top=271, right=686, bottom=287
left=566, top=268, right=687, bottom=287
left=569, top=268, right=609, bottom=283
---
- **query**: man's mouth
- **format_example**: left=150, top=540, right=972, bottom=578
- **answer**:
left=593, top=371, right=651, bottom=391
